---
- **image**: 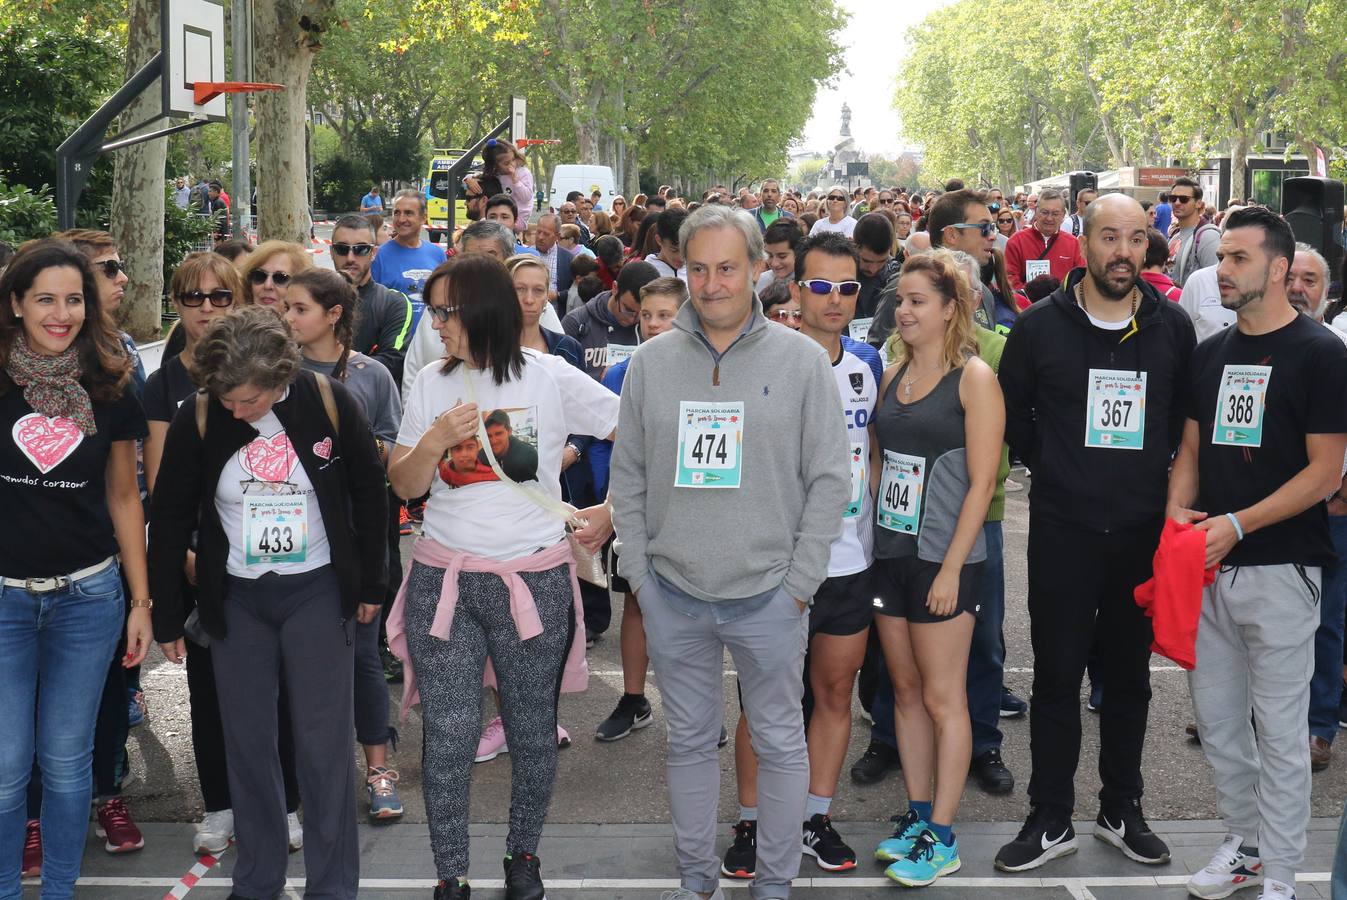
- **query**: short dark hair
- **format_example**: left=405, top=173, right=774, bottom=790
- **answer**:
left=852, top=212, right=894, bottom=257
left=1170, top=176, right=1203, bottom=200
left=1023, top=274, right=1061, bottom=303
left=656, top=207, right=686, bottom=247
left=565, top=190, right=584, bottom=203
left=570, top=254, right=598, bottom=279
left=592, top=234, right=625, bottom=271
left=645, top=195, right=667, bottom=212
left=576, top=274, right=605, bottom=303
left=333, top=213, right=376, bottom=238
left=1223, top=206, right=1295, bottom=270
left=794, top=231, right=860, bottom=282
left=944, top=178, right=965, bottom=192
left=616, top=260, right=660, bottom=302
left=1143, top=228, right=1170, bottom=269
left=208, top=180, right=222, bottom=191
left=927, top=189, right=985, bottom=249
left=759, top=278, right=791, bottom=313
left=425, top=255, right=524, bottom=385
left=485, top=193, right=518, bottom=220
left=763, top=219, right=803, bottom=252
left=484, top=408, right=512, bottom=431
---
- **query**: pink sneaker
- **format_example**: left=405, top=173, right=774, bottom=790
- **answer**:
left=22, top=819, right=40, bottom=877
left=557, top=724, right=571, bottom=748
left=475, top=716, right=508, bottom=763
left=95, top=798, right=145, bottom=853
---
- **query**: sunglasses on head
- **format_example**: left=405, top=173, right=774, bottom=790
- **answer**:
left=96, top=259, right=126, bottom=278
left=249, top=269, right=292, bottom=286
left=177, top=289, right=234, bottom=308
left=798, top=279, right=861, bottom=296
left=331, top=242, right=374, bottom=257
left=951, top=222, right=997, bottom=238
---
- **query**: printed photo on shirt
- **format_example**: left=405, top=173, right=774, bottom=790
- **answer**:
left=439, top=406, right=540, bottom=487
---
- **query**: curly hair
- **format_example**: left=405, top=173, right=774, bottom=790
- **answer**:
left=193, top=304, right=300, bottom=398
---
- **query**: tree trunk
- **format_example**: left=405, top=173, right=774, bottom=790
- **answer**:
left=1229, top=130, right=1253, bottom=207
left=110, top=0, right=166, bottom=344
left=623, top=142, right=639, bottom=198
left=253, top=0, right=334, bottom=243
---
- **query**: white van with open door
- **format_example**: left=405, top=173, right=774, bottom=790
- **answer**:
left=550, top=165, right=616, bottom=209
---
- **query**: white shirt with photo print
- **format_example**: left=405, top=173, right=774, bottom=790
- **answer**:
left=398, top=348, right=620, bottom=560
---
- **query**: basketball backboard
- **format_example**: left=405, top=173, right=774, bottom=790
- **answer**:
left=162, top=0, right=227, bottom=122
left=510, top=95, right=527, bottom=144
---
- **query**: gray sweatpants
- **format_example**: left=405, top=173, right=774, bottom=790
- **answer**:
left=1189, top=563, right=1321, bottom=887
left=641, top=577, right=809, bottom=900
left=212, top=567, right=358, bottom=899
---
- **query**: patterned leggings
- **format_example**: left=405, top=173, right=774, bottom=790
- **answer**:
left=404, top=560, right=575, bottom=880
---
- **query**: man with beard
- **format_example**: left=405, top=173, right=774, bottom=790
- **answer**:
left=996, top=194, right=1195, bottom=873
left=330, top=214, right=412, bottom=385
left=1167, top=209, right=1347, bottom=900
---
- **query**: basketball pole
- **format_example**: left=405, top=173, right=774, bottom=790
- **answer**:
left=230, top=0, right=253, bottom=238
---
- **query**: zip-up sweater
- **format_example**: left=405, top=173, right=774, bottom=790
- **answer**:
left=998, top=268, right=1196, bottom=532
left=610, top=299, right=850, bottom=602
left=561, top=291, right=640, bottom=379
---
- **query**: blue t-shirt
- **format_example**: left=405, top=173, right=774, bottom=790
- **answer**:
left=361, top=192, right=383, bottom=211
left=588, top=357, right=630, bottom=497
left=369, top=240, right=447, bottom=332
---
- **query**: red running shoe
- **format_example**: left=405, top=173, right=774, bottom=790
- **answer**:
left=95, top=797, right=145, bottom=853
left=399, top=505, right=414, bottom=536
left=21, top=819, right=40, bottom=877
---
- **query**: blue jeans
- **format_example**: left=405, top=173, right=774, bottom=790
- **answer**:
left=1333, top=794, right=1347, bottom=898
left=0, top=563, right=125, bottom=900
left=1310, top=515, right=1347, bottom=743
left=871, top=522, right=1005, bottom=756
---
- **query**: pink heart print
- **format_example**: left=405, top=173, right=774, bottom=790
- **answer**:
left=12, top=413, right=84, bottom=474
left=312, top=437, right=333, bottom=460
left=242, top=432, right=298, bottom=483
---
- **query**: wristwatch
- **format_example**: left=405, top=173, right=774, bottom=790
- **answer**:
left=566, top=442, right=582, bottom=459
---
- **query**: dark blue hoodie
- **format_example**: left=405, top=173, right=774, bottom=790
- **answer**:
left=560, top=291, right=641, bottom=379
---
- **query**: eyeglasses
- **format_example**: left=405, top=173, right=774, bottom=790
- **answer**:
left=96, top=259, right=126, bottom=278
left=331, top=242, right=374, bottom=257
left=798, top=279, right=862, bottom=296
left=249, top=269, right=292, bottom=286
left=951, top=222, right=997, bottom=238
left=770, top=309, right=802, bottom=321
left=1170, top=194, right=1195, bottom=204
left=177, top=289, right=234, bottom=308
left=426, top=304, right=460, bottom=324
left=827, top=195, right=847, bottom=202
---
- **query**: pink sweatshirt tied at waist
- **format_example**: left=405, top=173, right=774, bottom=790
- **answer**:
left=386, top=536, right=589, bottom=719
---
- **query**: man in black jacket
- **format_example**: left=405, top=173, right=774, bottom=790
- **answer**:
left=331, top=215, right=412, bottom=387
left=994, top=194, right=1196, bottom=873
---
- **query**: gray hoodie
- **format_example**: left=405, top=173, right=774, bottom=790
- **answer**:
left=610, top=298, right=849, bottom=603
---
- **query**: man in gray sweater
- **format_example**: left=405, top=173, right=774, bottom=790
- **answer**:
left=611, top=205, right=850, bottom=900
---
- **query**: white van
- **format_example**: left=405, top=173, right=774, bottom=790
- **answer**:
left=550, top=165, right=616, bottom=209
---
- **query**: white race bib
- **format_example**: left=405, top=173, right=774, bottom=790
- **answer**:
left=1213, top=364, right=1272, bottom=448
left=877, top=450, right=924, bottom=534
left=848, top=317, right=874, bottom=343
left=1085, top=369, right=1147, bottom=450
left=1025, top=259, right=1051, bottom=281
left=243, top=493, right=308, bottom=566
left=675, top=401, right=744, bottom=488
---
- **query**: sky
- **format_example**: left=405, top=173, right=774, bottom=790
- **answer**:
left=799, top=0, right=954, bottom=160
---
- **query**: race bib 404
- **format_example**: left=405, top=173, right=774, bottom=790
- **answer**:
left=1212, top=364, right=1272, bottom=447
left=877, top=450, right=924, bottom=533
left=675, top=401, right=744, bottom=488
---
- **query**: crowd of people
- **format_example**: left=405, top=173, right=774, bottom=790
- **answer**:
left=2, top=154, right=1347, bottom=900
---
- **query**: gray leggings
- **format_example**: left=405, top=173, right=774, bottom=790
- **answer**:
left=404, top=560, right=575, bottom=880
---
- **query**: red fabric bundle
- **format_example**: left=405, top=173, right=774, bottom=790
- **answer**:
left=1133, top=518, right=1217, bottom=670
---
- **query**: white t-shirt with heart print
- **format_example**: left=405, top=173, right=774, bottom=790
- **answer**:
left=215, top=408, right=331, bottom=578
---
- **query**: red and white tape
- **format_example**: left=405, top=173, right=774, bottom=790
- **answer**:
left=162, top=846, right=228, bottom=899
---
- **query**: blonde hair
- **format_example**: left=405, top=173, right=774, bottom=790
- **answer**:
left=239, top=241, right=312, bottom=305
left=884, top=249, right=980, bottom=370
left=506, top=253, right=550, bottom=283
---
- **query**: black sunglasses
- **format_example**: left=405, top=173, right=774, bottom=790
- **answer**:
left=249, top=269, right=292, bottom=286
left=96, top=259, right=126, bottom=278
left=178, top=289, right=234, bottom=308
left=331, top=242, right=374, bottom=257
left=951, top=222, right=997, bottom=238
left=1170, top=194, right=1196, bottom=204
left=827, top=194, right=847, bottom=201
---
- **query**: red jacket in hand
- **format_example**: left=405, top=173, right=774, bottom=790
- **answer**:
left=1133, top=518, right=1217, bottom=670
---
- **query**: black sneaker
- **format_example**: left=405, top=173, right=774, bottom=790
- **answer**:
left=595, top=694, right=653, bottom=742
left=802, top=813, right=856, bottom=871
left=999, top=687, right=1028, bottom=719
left=994, top=805, right=1078, bottom=872
left=1338, top=683, right=1347, bottom=728
left=850, top=739, right=901, bottom=785
left=381, top=643, right=404, bottom=684
left=970, top=748, right=1014, bottom=795
left=434, top=878, right=471, bottom=899
left=1094, top=799, right=1170, bottom=864
left=718, top=726, right=729, bottom=748
left=503, top=852, right=545, bottom=900
left=720, top=819, right=756, bottom=878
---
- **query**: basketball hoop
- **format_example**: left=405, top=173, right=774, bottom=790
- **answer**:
left=193, top=81, right=284, bottom=105
left=515, top=139, right=562, bottom=148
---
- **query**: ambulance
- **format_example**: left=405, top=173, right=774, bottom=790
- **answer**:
left=424, top=150, right=476, bottom=243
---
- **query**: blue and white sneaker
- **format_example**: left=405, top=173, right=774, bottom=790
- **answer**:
left=366, top=767, right=404, bottom=819
left=875, top=809, right=928, bottom=863
left=885, top=830, right=960, bottom=887
left=1186, top=834, right=1263, bottom=898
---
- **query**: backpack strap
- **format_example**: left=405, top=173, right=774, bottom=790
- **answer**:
left=314, top=372, right=340, bottom=435
left=195, top=389, right=209, bottom=440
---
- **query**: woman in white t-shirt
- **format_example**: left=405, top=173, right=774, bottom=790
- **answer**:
left=387, top=255, right=618, bottom=900
left=811, top=186, right=858, bottom=238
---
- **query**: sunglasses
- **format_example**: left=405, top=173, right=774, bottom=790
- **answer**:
left=331, top=242, right=374, bottom=257
left=177, top=289, right=234, bottom=308
left=951, top=222, right=997, bottom=238
left=426, top=304, right=460, bottom=324
left=798, top=279, right=862, bottom=296
left=998, top=217, right=1014, bottom=224
left=1170, top=194, right=1195, bottom=204
left=249, top=269, right=292, bottom=286
left=827, top=195, right=847, bottom=202
left=770, top=309, right=802, bottom=321
left=96, top=259, right=127, bottom=278
left=879, top=198, right=895, bottom=205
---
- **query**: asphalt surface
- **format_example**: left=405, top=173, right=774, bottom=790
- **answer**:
left=117, top=474, right=1347, bottom=829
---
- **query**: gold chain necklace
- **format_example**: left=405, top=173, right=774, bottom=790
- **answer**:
left=1076, top=282, right=1138, bottom=321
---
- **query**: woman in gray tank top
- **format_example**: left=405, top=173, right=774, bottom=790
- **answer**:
left=867, top=251, right=1005, bottom=886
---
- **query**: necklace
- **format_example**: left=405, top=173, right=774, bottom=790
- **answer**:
left=901, top=363, right=945, bottom=399
left=1076, top=281, right=1138, bottom=321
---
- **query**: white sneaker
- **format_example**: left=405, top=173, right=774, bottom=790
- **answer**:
left=1187, top=834, right=1263, bottom=898
left=1259, top=879, right=1295, bottom=899
left=193, top=809, right=234, bottom=855
left=287, top=812, right=303, bottom=852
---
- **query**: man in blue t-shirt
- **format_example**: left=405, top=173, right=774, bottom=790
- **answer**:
left=369, top=189, right=446, bottom=333
left=360, top=185, right=384, bottom=211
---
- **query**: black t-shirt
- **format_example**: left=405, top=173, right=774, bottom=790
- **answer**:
left=142, top=354, right=198, bottom=423
left=0, top=386, right=148, bottom=577
left=1186, top=315, right=1347, bottom=566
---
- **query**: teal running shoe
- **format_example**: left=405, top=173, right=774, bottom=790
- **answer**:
left=875, top=809, right=928, bottom=863
left=885, top=830, right=961, bottom=887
